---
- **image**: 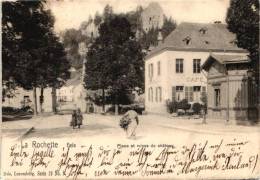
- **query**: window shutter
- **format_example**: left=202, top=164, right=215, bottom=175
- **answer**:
left=189, top=86, right=193, bottom=102
left=151, top=87, right=153, bottom=102
left=159, top=87, right=162, bottom=102
left=148, top=88, right=150, bottom=102
left=181, top=59, right=184, bottom=73
left=155, top=87, right=158, bottom=102
left=172, top=86, right=176, bottom=101
left=202, top=86, right=206, bottom=96
left=185, top=86, right=189, bottom=100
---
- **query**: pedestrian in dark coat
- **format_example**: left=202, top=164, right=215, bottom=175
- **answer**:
left=70, top=110, right=77, bottom=129
left=76, top=108, right=83, bottom=129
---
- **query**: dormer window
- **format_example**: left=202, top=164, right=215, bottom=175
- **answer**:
left=183, top=36, right=191, bottom=45
left=199, top=27, right=207, bottom=34
left=230, top=39, right=238, bottom=45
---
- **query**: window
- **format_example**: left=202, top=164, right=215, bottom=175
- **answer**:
left=193, top=86, right=201, bottom=92
left=214, top=88, right=220, bottom=107
left=148, top=87, right=153, bottom=102
left=176, top=59, right=184, bottom=73
left=183, top=36, right=191, bottom=45
left=157, top=61, right=161, bottom=75
left=155, top=87, right=162, bottom=102
left=193, top=59, right=201, bottom=73
left=176, top=86, right=184, bottom=101
left=176, top=86, right=184, bottom=92
left=199, top=27, right=207, bottom=34
left=149, top=63, right=154, bottom=78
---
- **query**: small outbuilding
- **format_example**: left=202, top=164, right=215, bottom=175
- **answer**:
left=202, top=53, right=258, bottom=124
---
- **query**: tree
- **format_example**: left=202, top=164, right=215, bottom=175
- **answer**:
left=61, top=28, right=85, bottom=69
left=161, top=16, right=177, bottom=40
left=85, top=15, right=144, bottom=114
left=103, top=4, right=114, bottom=21
left=226, top=0, right=259, bottom=86
left=139, top=27, right=160, bottom=50
left=94, top=12, right=102, bottom=26
left=2, top=0, right=70, bottom=115
left=125, top=6, right=144, bottom=37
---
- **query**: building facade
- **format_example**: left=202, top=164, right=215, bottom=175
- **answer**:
left=202, top=54, right=258, bottom=124
left=141, top=2, right=164, bottom=33
left=145, top=22, right=248, bottom=114
left=2, top=87, right=53, bottom=112
left=56, top=68, right=87, bottom=112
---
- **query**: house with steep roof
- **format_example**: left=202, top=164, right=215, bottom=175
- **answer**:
left=145, top=22, right=248, bottom=114
left=56, top=68, right=86, bottom=111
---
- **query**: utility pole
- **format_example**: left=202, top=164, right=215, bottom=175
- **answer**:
left=225, top=64, right=230, bottom=123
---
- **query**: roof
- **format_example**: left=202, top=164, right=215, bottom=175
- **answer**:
left=202, top=53, right=250, bottom=71
left=146, top=22, right=248, bottom=59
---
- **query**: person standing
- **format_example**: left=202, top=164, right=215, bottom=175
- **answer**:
left=70, top=110, right=77, bottom=129
left=120, top=110, right=139, bottom=139
left=76, top=108, right=83, bottom=129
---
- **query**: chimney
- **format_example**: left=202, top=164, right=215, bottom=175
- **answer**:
left=214, top=21, right=221, bottom=24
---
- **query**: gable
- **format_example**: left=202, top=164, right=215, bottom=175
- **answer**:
left=208, top=61, right=226, bottom=76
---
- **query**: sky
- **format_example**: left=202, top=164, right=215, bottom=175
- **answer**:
left=47, top=0, right=231, bottom=33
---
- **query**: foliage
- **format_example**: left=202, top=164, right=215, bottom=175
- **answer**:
left=2, top=0, right=70, bottom=92
left=2, top=106, right=33, bottom=115
left=119, top=116, right=131, bottom=130
left=226, top=0, right=259, bottom=84
left=84, top=14, right=144, bottom=106
left=139, top=27, right=159, bottom=50
left=107, top=105, right=144, bottom=115
left=192, top=103, right=202, bottom=115
left=166, top=100, right=178, bottom=113
left=161, top=16, right=177, bottom=40
left=125, top=6, right=144, bottom=37
left=103, top=4, right=114, bottom=21
left=94, top=12, right=102, bottom=26
left=177, top=99, right=191, bottom=112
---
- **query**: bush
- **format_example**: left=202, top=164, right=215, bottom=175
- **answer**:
left=2, top=106, right=33, bottom=115
left=177, top=99, right=191, bottom=113
left=192, top=103, right=202, bottom=114
left=106, top=104, right=144, bottom=115
left=166, top=100, right=178, bottom=113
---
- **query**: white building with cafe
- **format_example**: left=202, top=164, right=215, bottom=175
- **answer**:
left=145, top=22, right=248, bottom=114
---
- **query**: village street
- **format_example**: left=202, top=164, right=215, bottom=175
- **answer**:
left=2, top=113, right=260, bottom=143
left=2, top=114, right=260, bottom=179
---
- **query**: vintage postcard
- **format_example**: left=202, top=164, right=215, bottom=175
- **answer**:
left=1, top=0, right=259, bottom=179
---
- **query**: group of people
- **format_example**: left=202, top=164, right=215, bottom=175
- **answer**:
left=70, top=108, right=139, bottom=139
left=70, top=108, right=83, bottom=129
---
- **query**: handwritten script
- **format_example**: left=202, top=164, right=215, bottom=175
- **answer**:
left=3, top=139, right=259, bottom=179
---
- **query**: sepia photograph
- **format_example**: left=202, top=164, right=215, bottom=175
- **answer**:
left=1, top=0, right=259, bottom=179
